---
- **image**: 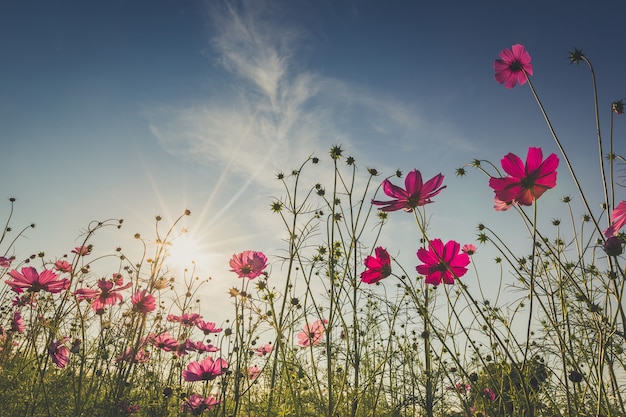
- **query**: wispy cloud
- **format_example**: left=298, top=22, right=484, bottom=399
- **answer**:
left=147, top=0, right=474, bottom=191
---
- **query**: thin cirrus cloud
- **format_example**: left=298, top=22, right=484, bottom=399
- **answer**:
left=148, top=0, right=472, bottom=192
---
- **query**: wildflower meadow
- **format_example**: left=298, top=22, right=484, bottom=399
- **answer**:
left=1, top=45, right=625, bottom=417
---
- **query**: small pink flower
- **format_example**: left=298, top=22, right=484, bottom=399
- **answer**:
left=416, top=239, right=470, bottom=286
left=195, top=320, right=223, bottom=334
left=167, top=313, right=202, bottom=326
left=612, top=100, right=624, bottom=115
left=181, top=394, right=220, bottom=414
left=248, top=365, right=261, bottom=380
left=115, top=347, right=151, bottom=364
left=12, top=293, right=37, bottom=307
left=297, top=319, right=328, bottom=347
left=131, top=289, right=156, bottom=313
left=119, top=402, right=139, bottom=415
left=371, top=169, right=445, bottom=212
left=254, top=343, right=273, bottom=356
left=49, top=338, right=70, bottom=368
left=229, top=251, right=268, bottom=279
left=604, top=201, right=626, bottom=238
left=6, top=267, right=70, bottom=294
left=53, top=260, right=72, bottom=273
left=11, top=310, right=25, bottom=333
left=187, top=339, right=219, bottom=353
left=182, top=357, right=228, bottom=382
left=461, top=244, right=477, bottom=255
left=150, top=331, right=179, bottom=352
left=0, top=256, right=15, bottom=268
left=360, top=247, right=392, bottom=284
left=483, top=388, right=497, bottom=401
left=489, top=147, right=559, bottom=206
left=75, top=276, right=132, bottom=313
left=494, top=44, right=533, bottom=88
left=72, top=246, right=91, bottom=256
left=494, top=197, right=516, bottom=211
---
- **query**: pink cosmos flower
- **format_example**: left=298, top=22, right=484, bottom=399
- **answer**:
left=371, top=169, right=446, bottom=212
left=0, top=256, right=15, bottom=268
left=75, top=276, right=132, bottom=313
left=360, top=247, right=392, bottom=284
left=115, top=347, right=151, bottom=364
left=604, top=200, right=626, bottom=238
left=494, top=44, right=533, bottom=88
left=167, top=313, right=202, bottom=326
left=150, top=331, right=179, bottom=352
left=461, top=244, right=477, bottom=255
left=248, top=365, right=261, bottom=380
left=494, top=197, right=516, bottom=211
left=12, top=293, right=36, bottom=307
left=119, top=402, right=139, bottom=415
left=11, top=310, right=25, bottom=333
left=483, top=388, right=497, bottom=401
left=254, top=343, right=273, bottom=356
left=229, top=251, right=268, bottom=279
left=416, top=239, right=470, bottom=286
left=131, top=290, right=156, bottom=313
left=186, top=339, right=219, bottom=353
left=181, top=394, right=220, bottom=414
left=49, top=338, right=70, bottom=368
left=489, top=147, right=559, bottom=206
left=53, top=260, right=72, bottom=273
left=72, top=246, right=91, bottom=256
left=182, top=357, right=228, bottom=382
left=195, top=320, right=223, bottom=335
left=612, top=100, right=624, bottom=115
left=6, top=267, right=70, bottom=294
left=297, top=319, right=328, bottom=347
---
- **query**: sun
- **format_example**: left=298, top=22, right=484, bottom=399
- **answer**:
left=165, top=231, right=214, bottom=274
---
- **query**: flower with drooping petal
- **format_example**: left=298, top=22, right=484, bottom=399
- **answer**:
left=75, top=276, right=132, bottom=313
left=49, top=338, right=70, bottom=368
left=0, top=256, right=15, bottom=268
left=461, top=244, right=477, bottom=255
left=54, top=260, right=72, bottom=273
left=229, top=251, right=268, bottom=279
left=195, top=320, right=223, bottom=335
left=182, top=357, right=228, bottom=382
left=416, top=239, right=470, bottom=286
left=371, top=169, right=446, bottom=212
left=494, top=44, right=533, bottom=88
left=167, top=313, right=201, bottom=326
left=6, top=267, right=70, bottom=294
left=489, top=147, right=559, bottom=206
left=604, top=200, right=626, bottom=238
left=11, top=310, right=25, bottom=333
left=254, top=343, right=273, bottom=356
left=131, top=289, right=156, bottom=313
left=494, top=197, right=516, bottom=212
left=360, top=247, right=392, bottom=284
left=297, top=319, right=328, bottom=347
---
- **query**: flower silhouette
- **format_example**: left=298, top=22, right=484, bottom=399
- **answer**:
left=489, top=147, right=559, bottom=206
left=372, top=169, right=445, bottom=212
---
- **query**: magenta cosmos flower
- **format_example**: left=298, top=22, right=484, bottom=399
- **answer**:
left=416, top=239, right=470, bottom=286
left=49, top=338, right=70, bottom=368
left=131, top=289, right=156, bottom=313
left=150, top=331, right=179, bottom=352
left=182, top=394, right=220, bottom=414
left=54, top=260, right=72, bottom=273
left=11, top=310, right=25, bottom=333
left=489, top=147, right=559, bottom=206
left=195, top=320, right=223, bottom=335
left=372, top=169, right=446, bottom=212
left=297, top=319, right=328, bottom=347
left=254, top=343, right=273, bottom=356
left=182, top=357, right=228, bottom=382
left=229, top=250, right=268, bottom=279
left=75, top=276, right=132, bottom=313
left=6, top=267, right=70, bottom=294
left=167, top=313, right=201, bottom=326
left=604, top=200, right=626, bottom=238
left=494, top=44, right=533, bottom=88
left=0, top=256, right=15, bottom=268
left=360, top=247, right=392, bottom=284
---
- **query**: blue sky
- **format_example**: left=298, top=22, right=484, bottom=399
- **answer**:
left=1, top=0, right=625, bottom=320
